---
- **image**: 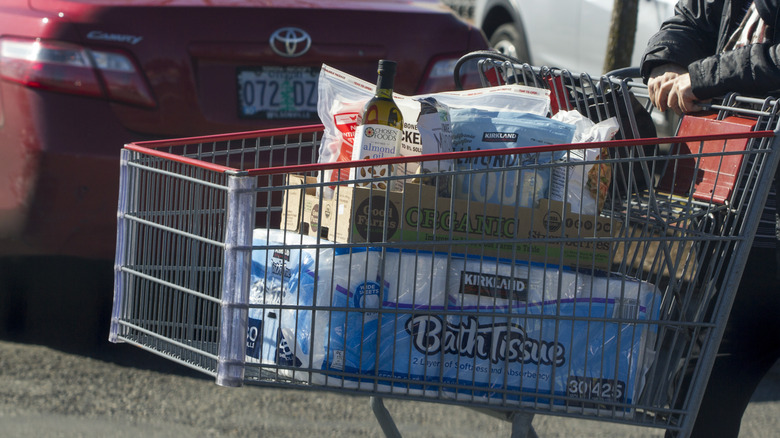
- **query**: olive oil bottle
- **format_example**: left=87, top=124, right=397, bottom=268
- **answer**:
left=351, top=60, right=403, bottom=190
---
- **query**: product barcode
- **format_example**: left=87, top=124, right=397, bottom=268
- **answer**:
left=331, top=350, right=344, bottom=371
left=612, top=298, right=639, bottom=320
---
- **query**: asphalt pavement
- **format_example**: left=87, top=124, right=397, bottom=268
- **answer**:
left=1, top=339, right=779, bottom=438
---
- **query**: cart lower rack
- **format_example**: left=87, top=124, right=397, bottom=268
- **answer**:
left=110, top=70, right=780, bottom=438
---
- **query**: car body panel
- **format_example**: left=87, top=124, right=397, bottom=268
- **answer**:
left=0, top=0, right=489, bottom=258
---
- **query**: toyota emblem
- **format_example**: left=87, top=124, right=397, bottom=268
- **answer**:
left=269, top=27, right=312, bottom=58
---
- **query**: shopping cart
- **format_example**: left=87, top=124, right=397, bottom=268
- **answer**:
left=109, top=56, right=780, bottom=438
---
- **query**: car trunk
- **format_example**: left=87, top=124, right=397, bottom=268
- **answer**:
left=30, top=0, right=482, bottom=137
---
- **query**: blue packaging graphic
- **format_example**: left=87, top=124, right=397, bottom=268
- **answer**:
left=248, top=230, right=659, bottom=412
left=318, top=248, right=660, bottom=411
left=246, top=229, right=328, bottom=375
left=247, top=230, right=389, bottom=382
left=321, top=247, right=387, bottom=377
left=450, top=111, right=575, bottom=207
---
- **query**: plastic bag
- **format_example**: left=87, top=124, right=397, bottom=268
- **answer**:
left=315, top=247, right=660, bottom=411
left=316, top=64, right=551, bottom=197
left=550, top=111, right=619, bottom=214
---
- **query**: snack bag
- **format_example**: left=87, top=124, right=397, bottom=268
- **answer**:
left=550, top=111, right=619, bottom=214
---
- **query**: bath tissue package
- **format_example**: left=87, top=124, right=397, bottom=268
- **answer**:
left=248, top=229, right=659, bottom=412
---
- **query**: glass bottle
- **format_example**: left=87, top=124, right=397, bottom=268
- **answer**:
left=351, top=60, right=404, bottom=190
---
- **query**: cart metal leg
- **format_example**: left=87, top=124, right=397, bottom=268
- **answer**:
left=371, top=397, right=402, bottom=438
left=371, top=397, right=538, bottom=438
left=509, top=412, right=538, bottom=438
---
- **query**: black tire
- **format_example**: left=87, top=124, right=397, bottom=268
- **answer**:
left=489, top=22, right=530, bottom=64
left=0, top=256, right=113, bottom=352
left=0, top=257, right=30, bottom=339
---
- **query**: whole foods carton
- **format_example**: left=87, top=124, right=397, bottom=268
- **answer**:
left=282, top=175, right=614, bottom=270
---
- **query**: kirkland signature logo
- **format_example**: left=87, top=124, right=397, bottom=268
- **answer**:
left=460, top=271, right=529, bottom=302
left=269, top=27, right=312, bottom=57
left=482, top=132, right=518, bottom=142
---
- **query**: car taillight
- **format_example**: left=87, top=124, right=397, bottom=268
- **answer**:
left=417, top=56, right=484, bottom=94
left=0, top=37, right=156, bottom=108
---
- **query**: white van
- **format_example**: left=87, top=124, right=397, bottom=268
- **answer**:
left=449, top=0, right=676, bottom=75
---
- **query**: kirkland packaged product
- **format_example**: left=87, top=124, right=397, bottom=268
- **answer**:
left=315, top=248, right=660, bottom=413
left=317, top=246, right=386, bottom=378
left=450, top=111, right=576, bottom=207
left=248, top=229, right=659, bottom=414
left=245, top=229, right=333, bottom=381
left=246, top=229, right=384, bottom=383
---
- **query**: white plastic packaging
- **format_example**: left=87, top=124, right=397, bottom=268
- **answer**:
left=550, top=111, right=619, bottom=215
left=316, top=248, right=660, bottom=413
left=316, top=64, right=551, bottom=197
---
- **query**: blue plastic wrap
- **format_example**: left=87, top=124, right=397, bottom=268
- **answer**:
left=450, top=111, right=576, bottom=207
left=248, top=230, right=660, bottom=412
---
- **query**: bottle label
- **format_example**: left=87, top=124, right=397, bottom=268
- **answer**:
left=351, top=124, right=403, bottom=191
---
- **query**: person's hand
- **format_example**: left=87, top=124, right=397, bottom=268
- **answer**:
left=666, top=72, right=708, bottom=114
left=647, top=64, right=708, bottom=114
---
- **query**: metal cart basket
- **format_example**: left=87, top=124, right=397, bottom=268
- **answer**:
left=109, top=61, right=780, bottom=438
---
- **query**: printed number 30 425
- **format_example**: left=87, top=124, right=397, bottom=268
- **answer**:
left=566, top=376, right=626, bottom=402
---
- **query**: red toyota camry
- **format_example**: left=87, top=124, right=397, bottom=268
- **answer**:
left=0, top=0, right=488, bottom=262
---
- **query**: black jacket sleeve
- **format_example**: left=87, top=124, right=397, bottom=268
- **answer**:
left=640, top=0, right=724, bottom=80
left=640, top=0, right=780, bottom=99
left=688, top=43, right=780, bottom=97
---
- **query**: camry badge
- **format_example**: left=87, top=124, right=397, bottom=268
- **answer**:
left=269, top=27, right=312, bottom=58
left=86, top=30, right=143, bottom=45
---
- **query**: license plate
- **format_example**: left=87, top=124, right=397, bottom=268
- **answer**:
left=237, top=66, right=319, bottom=119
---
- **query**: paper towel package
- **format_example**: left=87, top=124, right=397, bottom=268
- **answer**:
left=245, top=229, right=333, bottom=382
left=248, top=229, right=659, bottom=412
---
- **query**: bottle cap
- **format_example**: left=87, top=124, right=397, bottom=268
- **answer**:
left=377, top=60, right=397, bottom=76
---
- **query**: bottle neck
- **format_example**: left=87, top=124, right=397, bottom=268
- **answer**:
left=375, top=74, right=394, bottom=99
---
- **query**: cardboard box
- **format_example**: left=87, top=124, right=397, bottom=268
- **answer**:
left=282, top=175, right=614, bottom=270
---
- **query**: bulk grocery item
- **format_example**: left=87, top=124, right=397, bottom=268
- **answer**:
left=351, top=60, right=404, bottom=191
left=316, top=64, right=551, bottom=197
left=247, top=229, right=660, bottom=414
left=281, top=174, right=615, bottom=270
left=450, top=111, right=575, bottom=207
